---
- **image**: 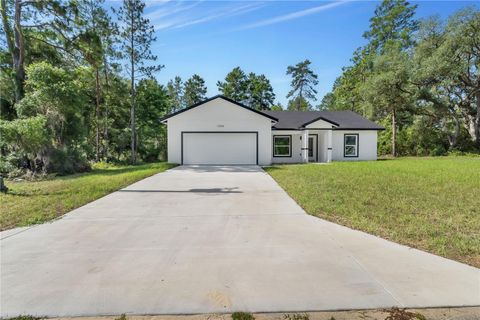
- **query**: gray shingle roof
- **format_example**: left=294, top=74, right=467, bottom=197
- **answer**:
left=263, top=110, right=384, bottom=130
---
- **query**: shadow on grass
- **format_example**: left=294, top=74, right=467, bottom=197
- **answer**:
left=54, top=163, right=176, bottom=181
left=262, top=165, right=287, bottom=172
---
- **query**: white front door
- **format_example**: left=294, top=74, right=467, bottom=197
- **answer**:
left=182, top=132, right=257, bottom=165
left=308, top=135, right=318, bottom=162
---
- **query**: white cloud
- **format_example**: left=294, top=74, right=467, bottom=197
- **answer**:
left=154, top=2, right=264, bottom=31
left=237, top=1, right=348, bottom=30
left=147, top=1, right=203, bottom=23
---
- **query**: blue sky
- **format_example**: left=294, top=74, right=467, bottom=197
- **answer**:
left=110, top=0, right=476, bottom=106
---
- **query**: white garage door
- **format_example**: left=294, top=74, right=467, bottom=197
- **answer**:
left=182, top=132, right=257, bottom=165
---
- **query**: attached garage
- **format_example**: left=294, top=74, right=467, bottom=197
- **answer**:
left=162, top=96, right=277, bottom=166
left=182, top=132, right=258, bottom=165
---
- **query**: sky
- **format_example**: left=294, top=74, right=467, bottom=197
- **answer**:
left=108, top=0, right=476, bottom=106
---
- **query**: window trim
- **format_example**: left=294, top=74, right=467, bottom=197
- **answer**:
left=344, top=134, right=359, bottom=158
left=273, top=135, right=292, bottom=157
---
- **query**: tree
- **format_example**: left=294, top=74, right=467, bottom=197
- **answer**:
left=75, top=0, right=117, bottom=161
left=0, top=115, right=49, bottom=172
left=361, top=42, right=414, bottom=156
left=136, top=79, right=169, bottom=161
left=0, top=0, right=77, bottom=102
left=116, top=0, right=162, bottom=164
left=245, top=73, right=275, bottom=110
left=16, top=62, right=89, bottom=147
left=318, top=92, right=336, bottom=111
left=217, top=67, right=248, bottom=102
left=183, top=74, right=207, bottom=107
left=286, top=60, right=318, bottom=111
left=287, top=96, right=312, bottom=111
left=363, top=0, right=419, bottom=53
left=271, top=103, right=284, bottom=111
left=167, top=76, right=183, bottom=112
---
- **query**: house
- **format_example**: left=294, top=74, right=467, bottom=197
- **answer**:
left=160, top=95, right=384, bottom=165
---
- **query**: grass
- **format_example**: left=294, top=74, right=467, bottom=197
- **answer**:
left=232, top=312, right=255, bottom=320
left=0, top=162, right=175, bottom=231
left=265, top=157, right=480, bottom=267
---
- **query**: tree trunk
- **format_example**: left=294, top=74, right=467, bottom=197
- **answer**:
left=1, top=0, right=26, bottom=102
left=95, top=68, right=101, bottom=162
left=130, top=12, right=136, bottom=164
left=474, top=92, right=480, bottom=145
left=13, top=0, right=25, bottom=102
left=102, top=60, right=110, bottom=160
left=447, top=114, right=460, bottom=149
left=392, top=108, right=397, bottom=157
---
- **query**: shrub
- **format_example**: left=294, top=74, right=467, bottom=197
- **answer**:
left=48, top=147, right=90, bottom=175
left=232, top=312, right=255, bottom=320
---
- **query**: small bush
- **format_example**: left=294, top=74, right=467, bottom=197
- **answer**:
left=384, top=308, right=426, bottom=320
left=115, top=314, right=127, bottom=320
left=5, top=316, right=40, bottom=320
left=232, top=312, right=255, bottom=320
left=283, top=313, right=309, bottom=320
left=48, top=147, right=90, bottom=175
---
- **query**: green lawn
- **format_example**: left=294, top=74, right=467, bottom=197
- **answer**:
left=265, top=157, right=480, bottom=268
left=0, top=162, right=175, bottom=231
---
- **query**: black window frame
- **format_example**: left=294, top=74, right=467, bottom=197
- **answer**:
left=344, top=133, right=359, bottom=158
left=273, top=135, right=292, bottom=157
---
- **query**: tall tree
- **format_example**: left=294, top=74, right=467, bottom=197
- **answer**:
left=286, top=59, right=318, bottom=111
left=217, top=67, right=248, bottom=103
left=363, top=0, right=419, bottom=53
left=245, top=73, right=275, bottom=110
left=0, top=0, right=76, bottom=102
left=136, top=78, right=169, bottom=161
left=116, top=0, right=162, bottom=164
left=413, top=9, right=480, bottom=146
left=183, top=74, right=207, bottom=107
left=75, top=0, right=116, bottom=161
left=167, top=76, right=183, bottom=112
left=361, top=42, right=414, bottom=156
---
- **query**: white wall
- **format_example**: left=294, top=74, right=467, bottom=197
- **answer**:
left=271, top=130, right=333, bottom=163
left=271, top=131, right=303, bottom=163
left=305, top=119, right=336, bottom=129
left=166, top=98, right=273, bottom=165
left=332, top=130, right=378, bottom=161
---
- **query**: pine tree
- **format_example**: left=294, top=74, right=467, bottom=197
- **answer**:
left=183, top=74, right=207, bottom=106
left=217, top=67, right=248, bottom=103
left=115, top=0, right=162, bottom=164
left=167, top=76, right=184, bottom=112
left=286, top=60, right=318, bottom=111
left=246, top=73, right=275, bottom=110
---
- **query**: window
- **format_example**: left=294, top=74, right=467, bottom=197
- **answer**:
left=273, top=135, right=291, bottom=157
left=344, top=134, right=359, bottom=157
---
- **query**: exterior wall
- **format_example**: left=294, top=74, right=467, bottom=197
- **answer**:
left=271, top=131, right=303, bottom=163
left=271, top=130, right=333, bottom=163
left=167, top=98, right=273, bottom=165
left=332, top=130, right=378, bottom=161
left=305, top=119, right=336, bottom=129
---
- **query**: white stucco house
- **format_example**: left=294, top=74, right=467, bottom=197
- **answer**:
left=160, top=95, right=384, bottom=165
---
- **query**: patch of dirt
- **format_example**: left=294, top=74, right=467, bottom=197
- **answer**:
left=47, top=306, right=480, bottom=320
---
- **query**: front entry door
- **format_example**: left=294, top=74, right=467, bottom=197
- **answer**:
left=308, top=135, right=317, bottom=162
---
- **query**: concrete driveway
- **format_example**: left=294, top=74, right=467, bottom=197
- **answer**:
left=1, top=166, right=479, bottom=317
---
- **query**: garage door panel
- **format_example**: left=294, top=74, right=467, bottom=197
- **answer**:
left=182, top=132, right=257, bottom=165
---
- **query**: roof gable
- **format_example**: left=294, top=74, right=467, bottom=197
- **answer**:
left=160, top=95, right=278, bottom=122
